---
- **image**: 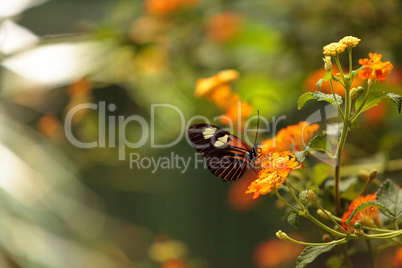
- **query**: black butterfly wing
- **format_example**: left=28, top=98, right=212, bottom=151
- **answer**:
left=188, top=123, right=252, bottom=182
left=204, top=148, right=250, bottom=182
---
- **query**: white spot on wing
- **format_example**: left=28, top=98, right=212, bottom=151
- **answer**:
left=203, top=127, right=216, bottom=139
left=214, top=134, right=229, bottom=147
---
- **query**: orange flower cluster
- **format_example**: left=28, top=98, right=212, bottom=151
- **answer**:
left=358, top=53, right=393, bottom=82
left=341, top=193, right=380, bottom=231
left=144, top=0, right=198, bottom=16
left=261, top=122, right=319, bottom=154
left=195, top=70, right=252, bottom=126
left=246, top=151, right=302, bottom=199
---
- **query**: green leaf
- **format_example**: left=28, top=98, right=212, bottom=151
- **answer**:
left=312, top=163, right=332, bottom=185
left=307, top=135, right=334, bottom=157
left=316, top=72, right=332, bottom=88
left=298, top=91, right=343, bottom=110
left=346, top=201, right=391, bottom=228
left=287, top=211, right=299, bottom=229
left=316, top=78, right=324, bottom=88
left=354, top=88, right=386, bottom=115
left=386, top=93, right=402, bottom=113
left=298, top=93, right=314, bottom=109
left=296, top=245, right=336, bottom=268
left=376, top=179, right=402, bottom=219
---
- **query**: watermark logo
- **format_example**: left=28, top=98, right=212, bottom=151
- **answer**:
left=63, top=101, right=331, bottom=171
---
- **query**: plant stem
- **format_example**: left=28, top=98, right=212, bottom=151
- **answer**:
left=334, top=58, right=352, bottom=216
left=283, top=234, right=346, bottom=246
left=314, top=200, right=346, bottom=232
left=330, top=79, right=345, bottom=120
left=305, top=211, right=347, bottom=238
left=366, top=240, right=376, bottom=268
left=348, top=48, right=353, bottom=74
left=273, top=190, right=299, bottom=213
left=350, top=82, right=374, bottom=123
left=284, top=181, right=305, bottom=210
left=341, top=244, right=353, bottom=268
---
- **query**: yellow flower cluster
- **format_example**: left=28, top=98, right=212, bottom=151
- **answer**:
left=323, top=36, right=361, bottom=56
left=323, top=42, right=347, bottom=56
left=339, top=36, right=361, bottom=49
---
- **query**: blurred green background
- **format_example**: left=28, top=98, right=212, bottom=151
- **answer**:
left=0, top=0, right=401, bottom=267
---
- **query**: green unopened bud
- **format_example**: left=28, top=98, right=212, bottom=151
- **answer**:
left=369, top=169, right=378, bottom=181
left=350, top=86, right=364, bottom=101
left=299, top=190, right=310, bottom=206
left=353, top=222, right=361, bottom=230
left=368, top=78, right=376, bottom=87
left=323, top=56, right=332, bottom=72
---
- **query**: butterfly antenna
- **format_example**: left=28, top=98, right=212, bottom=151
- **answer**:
left=254, top=110, right=260, bottom=145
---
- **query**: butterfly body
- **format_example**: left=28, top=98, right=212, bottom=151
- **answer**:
left=188, top=123, right=259, bottom=182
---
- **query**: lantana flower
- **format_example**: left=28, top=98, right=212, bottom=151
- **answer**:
left=261, top=122, right=319, bottom=154
left=194, top=70, right=252, bottom=127
left=339, top=36, right=361, bottom=49
left=323, top=42, right=347, bottom=56
left=246, top=151, right=302, bottom=199
left=341, top=193, right=380, bottom=231
left=358, top=53, right=393, bottom=82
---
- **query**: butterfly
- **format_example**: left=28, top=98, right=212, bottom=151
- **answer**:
left=188, top=120, right=261, bottom=182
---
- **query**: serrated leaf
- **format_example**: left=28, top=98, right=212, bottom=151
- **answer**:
left=376, top=179, right=402, bottom=219
left=312, top=92, right=343, bottom=106
left=298, top=91, right=343, bottom=110
left=386, top=93, right=402, bottom=114
left=296, top=244, right=336, bottom=268
left=346, top=201, right=391, bottom=228
left=354, top=88, right=386, bottom=116
left=295, top=150, right=306, bottom=162
left=287, top=211, right=299, bottom=229
left=307, top=135, right=334, bottom=157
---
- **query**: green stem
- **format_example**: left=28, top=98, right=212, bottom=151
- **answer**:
left=366, top=240, right=375, bottom=268
left=363, top=230, right=402, bottom=239
left=284, top=234, right=346, bottom=246
left=273, top=190, right=299, bottom=213
left=284, top=181, right=305, bottom=210
left=358, top=178, right=372, bottom=196
left=313, top=200, right=346, bottom=232
left=335, top=56, right=346, bottom=85
left=348, top=48, right=353, bottom=75
left=335, top=120, right=349, bottom=216
left=305, top=211, right=347, bottom=238
left=341, top=244, right=353, bottom=268
left=333, top=55, right=353, bottom=216
left=329, top=79, right=345, bottom=120
left=350, top=82, right=374, bottom=123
